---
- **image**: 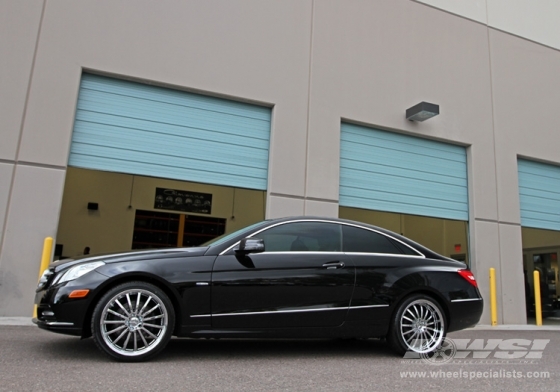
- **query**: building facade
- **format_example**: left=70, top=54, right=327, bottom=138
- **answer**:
left=2, top=0, right=560, bottom=325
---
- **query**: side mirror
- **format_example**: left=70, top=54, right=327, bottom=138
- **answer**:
left=236, top=238, right=265, bottom=255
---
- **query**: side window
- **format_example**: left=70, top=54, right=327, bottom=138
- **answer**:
left=342, top=225, right=412, bottom=255
left=255, top=222, right=342, bottom=252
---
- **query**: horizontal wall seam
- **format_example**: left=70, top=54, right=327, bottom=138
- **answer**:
left=474, top=218, right=520, bottom=226
left=411, top=1, right=560, bottom=53
left=14, top=161, right=66, bottom=171
left=0, top=159, right=16, bottom=165
left=269, top=192, right=338, bottom=204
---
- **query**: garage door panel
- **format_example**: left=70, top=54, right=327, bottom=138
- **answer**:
left=516, top=195, right=560, bottom=218
left=340, top=195, right=467, bottom=221
left=519, top=183, right=560, bottom=199
left=340, top=157, right=467, bottom=187
left=80, top=76, right=271, bottom=121
left=75, top=112, right=268, bottom=150
left=70, top=74, right=271, bottom=190
left=341, top=128, right=466, bottom=163
left=339, top=186, right=467, bottom=212
left=341, top=145, right=466, bottom=180
left=77, top=90, right=270, bottom=135
left=71, top=142, right=268, bottom=177
left=520, top=218, right=560, bottom=231
left=518, top=159, right=560, bottom=230
left=73, top=155, right=266, bottom=190
left=72, top=124, right=269, bottom=166
left=339, top=171, right=468, bottom=201
left=519, top=208, right=560, bottom=223
left=340, top=123, right=468, bottom=221
left=341, top=141, right=465, bottom=178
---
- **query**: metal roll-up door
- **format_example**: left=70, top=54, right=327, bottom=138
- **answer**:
left=518, top=159, right=560, bottom=231
left=340, top=123, right=468, bottom=221
left=69, top=74, right=271, bottom=190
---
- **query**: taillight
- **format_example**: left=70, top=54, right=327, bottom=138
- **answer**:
left=458, top=269, right=478, bottom=287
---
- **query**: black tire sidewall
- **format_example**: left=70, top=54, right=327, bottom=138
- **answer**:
left=91, top=281, right=175, bottom=362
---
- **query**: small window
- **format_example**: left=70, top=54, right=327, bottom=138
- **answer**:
left=342, top=225, right=411, bottom=254
left=255, top=222, right=342, bottom=252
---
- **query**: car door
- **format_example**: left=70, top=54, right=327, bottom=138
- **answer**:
left=211, top=221, right=356, bottom=329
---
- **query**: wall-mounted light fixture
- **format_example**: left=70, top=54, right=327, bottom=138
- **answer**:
left=87, top=202, right=99, bottom=211
left=406, top=101, right=439, bottom=122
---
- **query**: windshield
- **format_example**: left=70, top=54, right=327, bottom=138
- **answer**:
left=201, top=220, right=267, bottom=247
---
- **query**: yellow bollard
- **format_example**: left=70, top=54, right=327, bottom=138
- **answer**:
left=33, top=237, right=53, bottom=318
left=489, top=268, right=498, bottom=326
left=534, top=270, right=542, bottom=326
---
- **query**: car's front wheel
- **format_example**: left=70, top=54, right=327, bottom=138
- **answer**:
left=387, top=294, right=446, bottom=355
left=91, top=281, right=175, bottom=362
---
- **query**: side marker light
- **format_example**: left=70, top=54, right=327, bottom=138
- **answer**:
left=69, top=289, right=90, bottom=298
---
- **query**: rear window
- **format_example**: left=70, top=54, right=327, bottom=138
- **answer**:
left=342, top=225, right=417, bottom=255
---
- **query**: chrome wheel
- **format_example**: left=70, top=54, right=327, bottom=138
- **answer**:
left=399, top=299, right=445, bottom=354
left=92, top=282, right=174, bottom=361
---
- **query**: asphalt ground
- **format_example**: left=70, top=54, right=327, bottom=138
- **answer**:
left=0, top=319, right=559, bottom=392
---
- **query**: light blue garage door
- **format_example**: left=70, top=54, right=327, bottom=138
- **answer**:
left=69, top=73, right=271, bottom=190
left=340, top=123, right=468, bottom=221
left=518, top=159, right=560, bottom=231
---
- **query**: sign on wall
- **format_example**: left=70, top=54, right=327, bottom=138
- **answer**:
left=154, top=188, right=212, bottom=214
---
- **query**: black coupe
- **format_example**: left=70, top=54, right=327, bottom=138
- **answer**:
left=34, top=217, right=483, bottom=361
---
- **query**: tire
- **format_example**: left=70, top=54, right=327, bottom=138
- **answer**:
left=91, top=281, right=175, bottom=362
left=387, top=294, right=446, bottom=356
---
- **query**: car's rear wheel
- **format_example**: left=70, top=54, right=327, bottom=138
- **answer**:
left=387, top=294, right=446, bottom=355
left=91, top=281, right=175, bottom=362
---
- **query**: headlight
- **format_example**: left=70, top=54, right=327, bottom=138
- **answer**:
left=37, top=268, right=53, bottom=290
left=58, top=261, right=105, bottom=284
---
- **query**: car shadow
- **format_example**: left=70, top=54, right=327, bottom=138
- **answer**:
left=35, top=335, right=398, bottom=362
left=158, top=337, right=397, bottom=362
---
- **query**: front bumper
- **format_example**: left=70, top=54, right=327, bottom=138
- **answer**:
left=34, top=270, right=108, bottom=337
left=32, top=316, right=82, bottom=336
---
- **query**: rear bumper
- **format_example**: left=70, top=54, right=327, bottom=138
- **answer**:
left=447, top=297, right=484, bottom=332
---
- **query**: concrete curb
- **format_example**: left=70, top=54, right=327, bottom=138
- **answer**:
left=469, top=324, right=560, bottom=331
left=0, top=317, right=35, bottom=326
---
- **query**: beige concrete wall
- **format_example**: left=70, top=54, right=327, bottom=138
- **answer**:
left=414, top=0, right=488, bottom=24
left=0, top=0, right=44, bottom=161
left=487, top=0, right=560, bottom=50
left=1, top=0, right=559, bottom=323
left=0, top=0, right=314, bottom=316
left=0, top=163, right=14, bottom=254
left=306, top=0, right=497, bottom=218
left=0, top=166, right=65, bottom=316
left=18, top=0, right=313, bottom=198
left=57, top=168, right=265, bottom=258
left=417, top=0, right=560, bottom=50
left=487, top=29, right=560, bottom=323
left=307, top=0, right=500, bottom=323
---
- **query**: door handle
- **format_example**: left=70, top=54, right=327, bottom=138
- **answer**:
left=322, top=262, right=345, bottom=269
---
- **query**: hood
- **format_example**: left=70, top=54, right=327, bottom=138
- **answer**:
left=50, top=246, right=209, bottom=273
